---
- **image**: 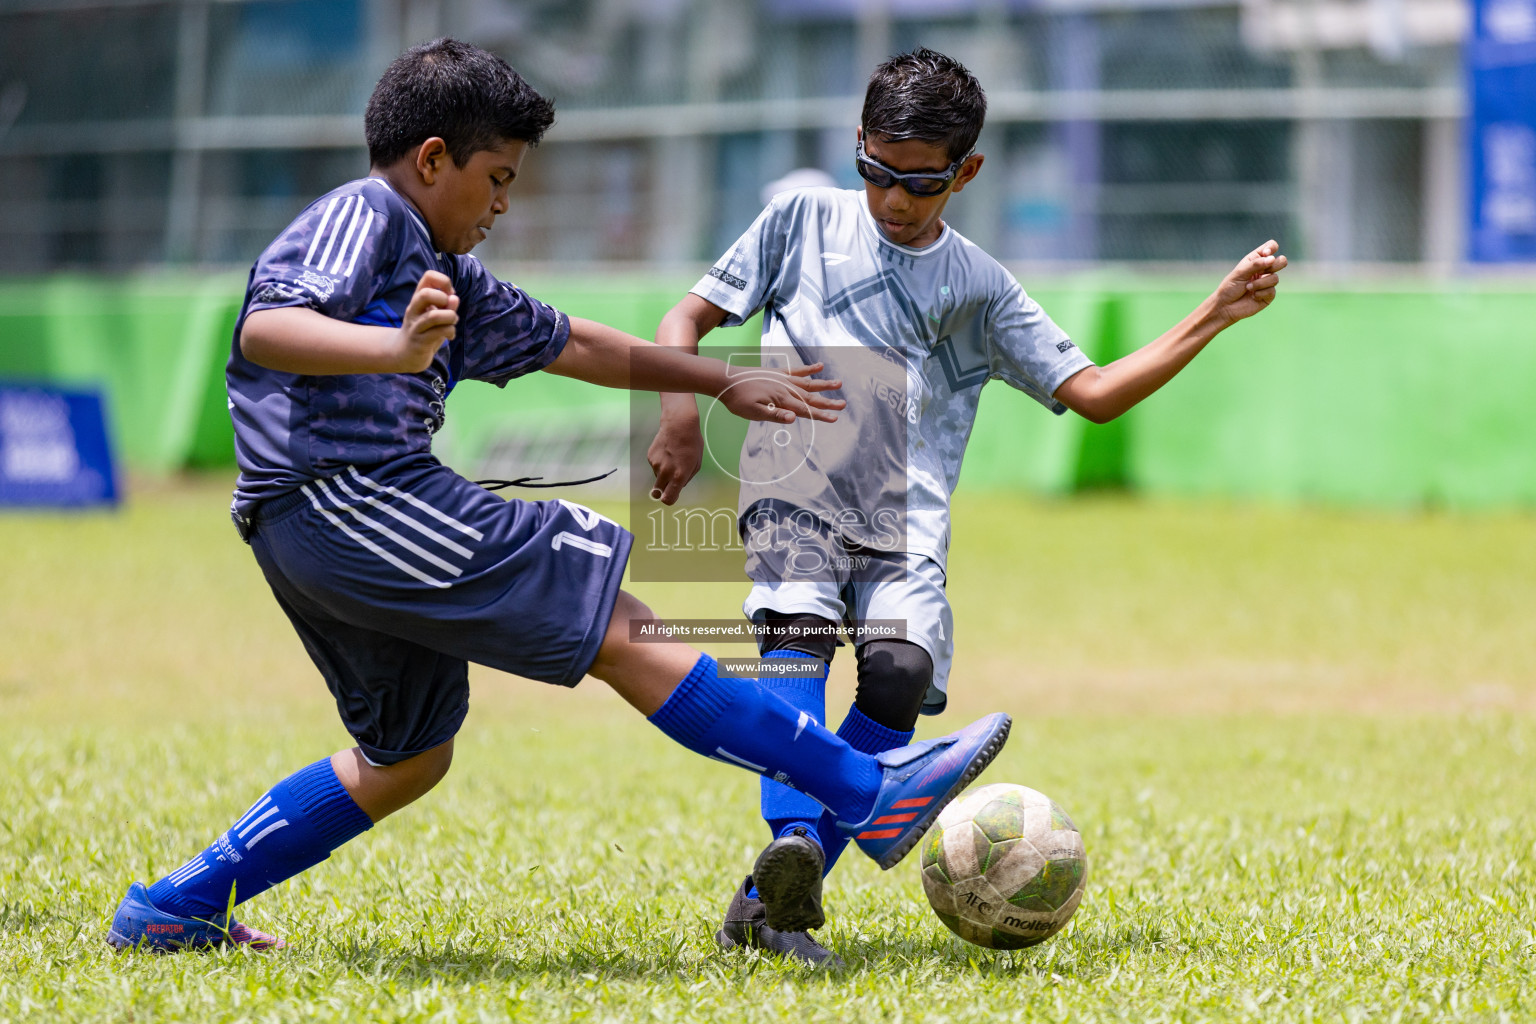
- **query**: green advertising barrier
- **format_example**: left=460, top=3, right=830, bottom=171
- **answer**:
left=1116, top=283, right=1536, bottom=509
left=1, top=273, right=1533, bottom=510
left=0, top=275, right=243, bottom=471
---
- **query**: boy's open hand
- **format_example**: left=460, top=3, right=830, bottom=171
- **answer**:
left=1209, top=240, right=1288, bottom=326
left=715, top=362, right=845, bottom=425
left=395, top=270, right=459, bottom=372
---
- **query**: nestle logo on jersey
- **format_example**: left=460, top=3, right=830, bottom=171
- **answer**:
left=297, top=270, right=338, bottom=301
left=708, top=266, right=747, bottom=291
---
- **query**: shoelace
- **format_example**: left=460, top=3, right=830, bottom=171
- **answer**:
left=475, top=468, right=617, bottom=491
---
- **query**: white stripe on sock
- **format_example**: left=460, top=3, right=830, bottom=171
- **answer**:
left=245, top=820, right=290, bottom=850
left=167, top=858, right=206, bottom=885
left=231, top=794, right=273, bottom=834
left=302, top=484, right=450, bottom=589
left=346, top=467, right=485, bottom=541
left=332, top=473, right=473, bottom=559
left=170, top=862, right=209, bottom=886
left=236, top=804, right=281, bottom=840
left=302, top=197, right=339, bottom=267
left=316, top=478, right=464, bottom=577
left=712, top=747, right=768, bottom=772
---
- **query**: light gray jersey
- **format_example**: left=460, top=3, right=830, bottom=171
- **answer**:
left=692, top=187, right=1093, bottom=568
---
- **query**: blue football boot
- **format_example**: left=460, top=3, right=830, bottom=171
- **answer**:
left=107, top=882, right=285, bottom=952
left=837, top=712, right=1012, bottom=870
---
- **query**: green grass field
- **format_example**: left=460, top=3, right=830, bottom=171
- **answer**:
left=3, top=479, right=1536, bottom=1022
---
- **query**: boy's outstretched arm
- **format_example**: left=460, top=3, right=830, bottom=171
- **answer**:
left=546, top=312, right=841, bottom=426
left=647, top=294, right=730, bottom=504
left=1053, top=241, right=1287, bottom=424
left=242, top=270, right=460, bottom=375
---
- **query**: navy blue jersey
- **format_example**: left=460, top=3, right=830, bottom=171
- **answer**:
left=227, top=176, right=569, bottom=518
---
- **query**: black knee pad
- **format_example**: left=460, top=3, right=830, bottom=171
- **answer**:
left=854, top=639, right=932, bottom=733
left=756, top=610, right=838, bottom=665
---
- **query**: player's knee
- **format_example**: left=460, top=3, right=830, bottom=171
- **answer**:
left=757, top=610, right=837, bottom=666
left=413, top=737, right=455, bottom=786
left=384, top=738, right=455, bottom=805
left=853, top=639, right=932, bottom=733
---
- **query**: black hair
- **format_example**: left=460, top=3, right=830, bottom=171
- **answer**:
left=861, top=48, right=986, bottom=163
left=365, top=38, right=556, bottom=168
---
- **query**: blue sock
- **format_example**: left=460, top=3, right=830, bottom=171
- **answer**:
left=749, top=651, right=829, bottom=901
left=757, top=652, right=829, bottom=844
left=146, top=757, right=374, bottom=918
left=815, top=704, right=914, bottom=876
left=648, top=654, right=880, bottom=826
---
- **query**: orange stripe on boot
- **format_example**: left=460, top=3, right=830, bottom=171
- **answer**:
left=857, top=828, right=903, bottom=839
left=890, top=797, right=932, bottom=809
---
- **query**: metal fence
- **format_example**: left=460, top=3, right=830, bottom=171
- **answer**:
left=0, top=0, right=1472, bottom=272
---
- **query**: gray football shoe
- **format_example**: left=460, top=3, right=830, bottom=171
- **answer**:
left=715, top=876, right=841, bottom=968
left=751, top=827, right=826, bottom=932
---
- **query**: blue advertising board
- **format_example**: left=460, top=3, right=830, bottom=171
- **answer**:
left=0, top=382, right=119, bottom=507
left=1469, top=0, right=1536, bottom=262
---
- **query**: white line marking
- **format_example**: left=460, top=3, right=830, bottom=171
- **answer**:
left=346, top=467, right=484, bottom=541
left=245, top=820, right=290, bottom=850
left=712, top=747, right=768, bottom=772
left=316, top=479, right=464, bottom=577
left=303, top=197, right=339, bottom=266
left=341, top=207, right=376, bottom=278
left=314, top=196, right=354, bottom=272
left=236, top=805, right=280, bottom=840
left=302, top=484, right=450, bottom=589
left=330, top=198, right=367, bottom=275
left=332, top=473, right=473, bottom=559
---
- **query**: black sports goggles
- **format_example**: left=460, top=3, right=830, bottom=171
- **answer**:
left=855, top=139, right=970, bottom=197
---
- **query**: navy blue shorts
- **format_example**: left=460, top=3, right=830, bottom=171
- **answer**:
left=248, top=454, right=633, bottom=765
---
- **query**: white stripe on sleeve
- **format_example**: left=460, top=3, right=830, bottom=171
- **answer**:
left=329, top=198, right=367, bottom=276
left=339, top=207, right=376, bottom=278
left=314, top=196, right=355, bottom=272
left=303, top=197, right=339, bottom=267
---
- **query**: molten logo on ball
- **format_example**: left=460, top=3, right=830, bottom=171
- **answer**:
left=918, top=783, right=1087, bottom=949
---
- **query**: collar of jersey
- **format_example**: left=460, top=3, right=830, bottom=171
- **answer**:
left=365, top=175, right=437, bottom=252
left=857, top=194, right=954, bottom=258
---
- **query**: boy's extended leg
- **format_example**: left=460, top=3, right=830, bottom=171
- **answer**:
left=587, top=591, right=1008, bottom=869
left=108, top=740, right=452, bottom=952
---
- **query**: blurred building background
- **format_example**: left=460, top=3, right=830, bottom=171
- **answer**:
left=0, top=0, right=1493, bottom=273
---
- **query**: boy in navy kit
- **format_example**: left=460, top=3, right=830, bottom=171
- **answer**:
left=107, top=39, right=1015, bottom=952
left=648, top=48, right=1287, bottom=962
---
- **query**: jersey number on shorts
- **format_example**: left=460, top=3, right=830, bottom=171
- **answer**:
left=551, top=499, right=615, bottom=559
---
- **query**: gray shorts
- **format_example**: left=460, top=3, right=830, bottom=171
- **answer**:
left=741, top=511, right=954, bottom=714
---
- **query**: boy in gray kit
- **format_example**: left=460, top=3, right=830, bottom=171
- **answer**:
left=648, top=48, right=1287, bottom=963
